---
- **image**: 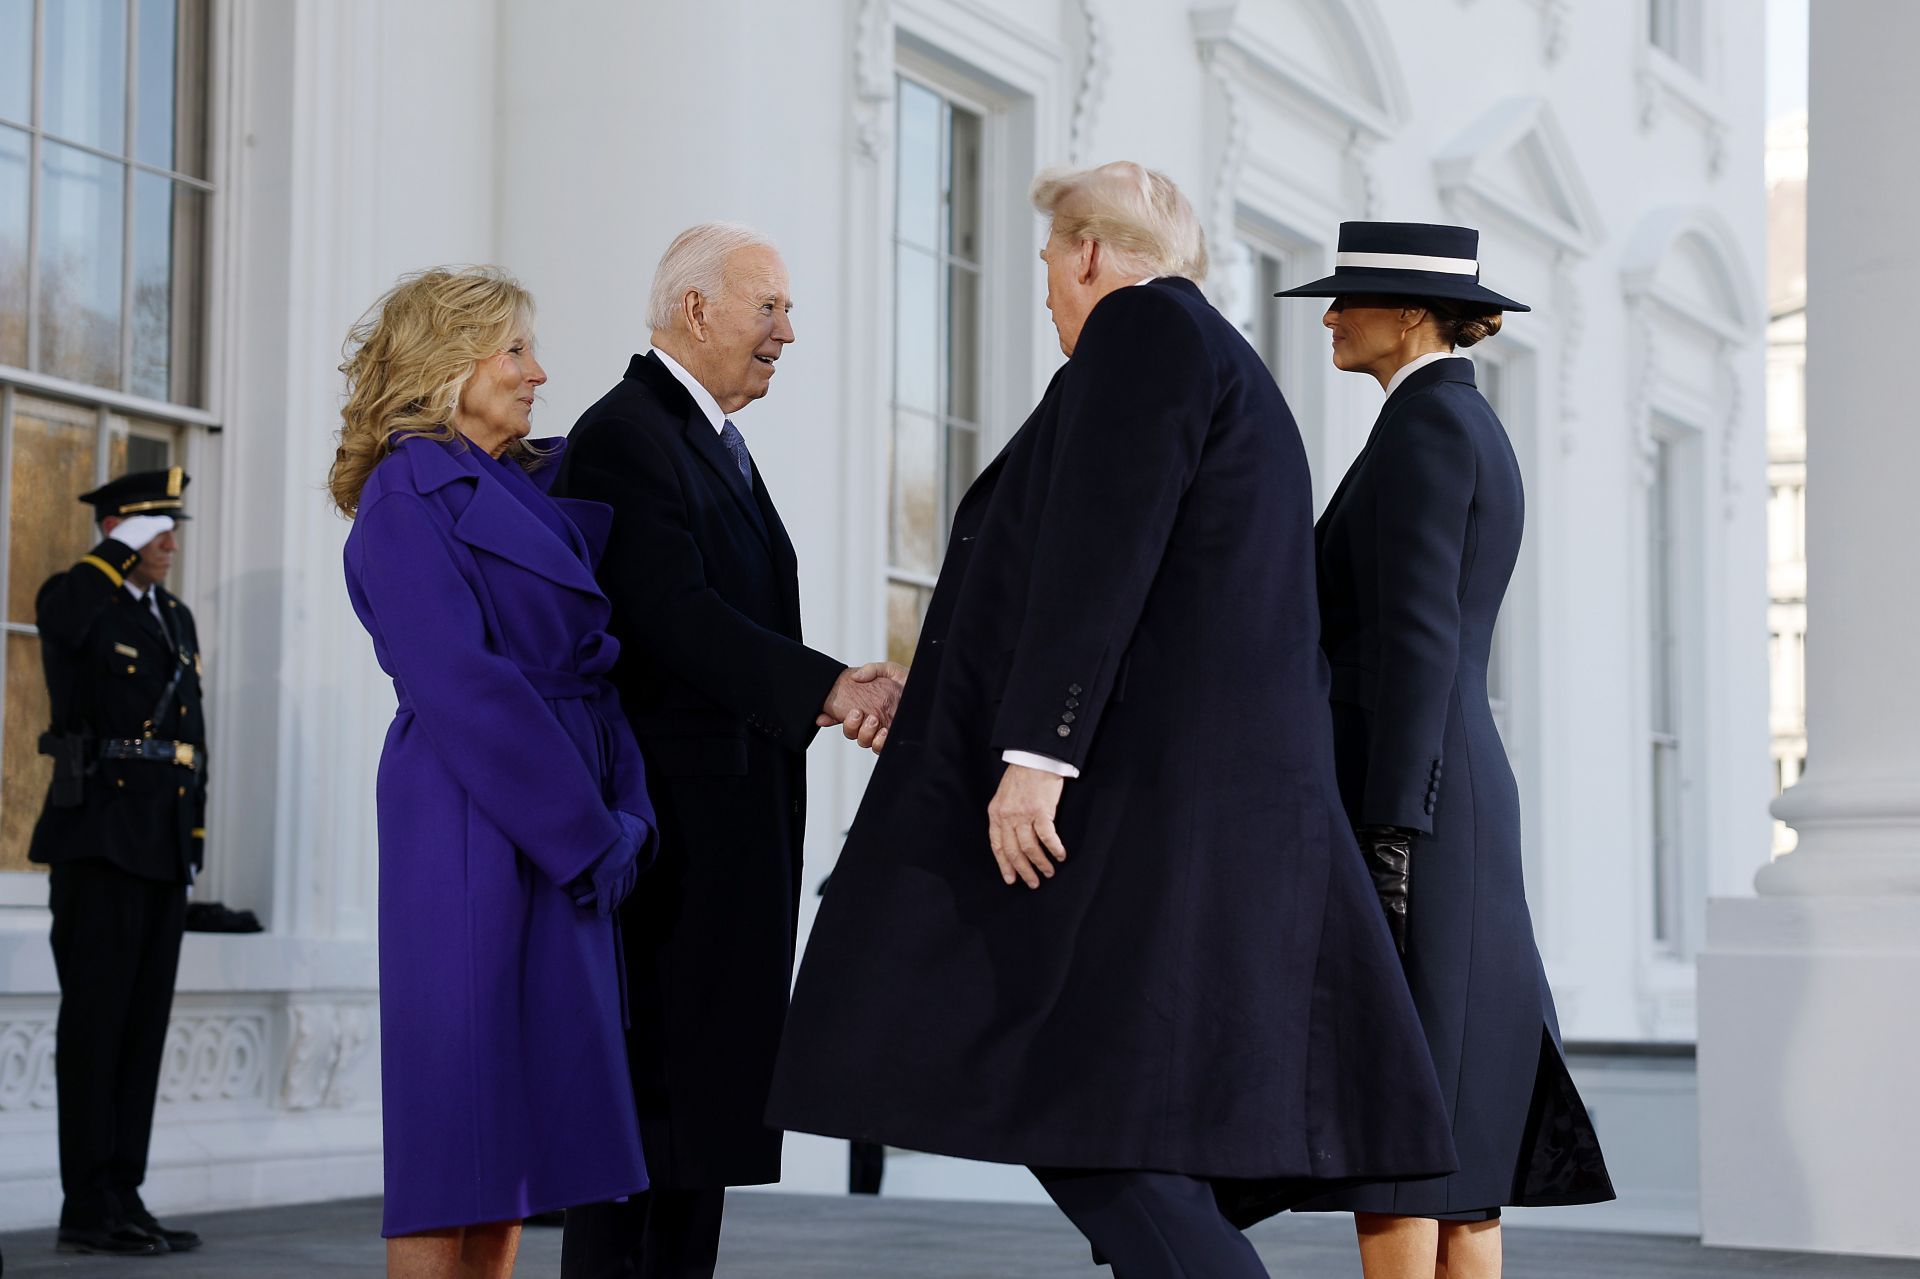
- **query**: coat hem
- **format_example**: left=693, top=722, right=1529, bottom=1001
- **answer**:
left=381, top=1177, right=651, bottom=1239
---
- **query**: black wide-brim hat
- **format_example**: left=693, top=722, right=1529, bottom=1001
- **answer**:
left=1273, top=221, right=1529, bottom=312
left=77, top=466, right=193, bottom=520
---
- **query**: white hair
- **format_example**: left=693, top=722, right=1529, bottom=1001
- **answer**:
left=646, top=222, right=780, bottom=333
left=1030, top=161, right=1207, bottom=282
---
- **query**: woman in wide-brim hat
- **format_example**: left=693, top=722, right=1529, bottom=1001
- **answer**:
left=1280, top=222, right=1613, bottom=1279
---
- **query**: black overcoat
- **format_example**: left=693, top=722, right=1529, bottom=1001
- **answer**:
left=30, top=538, right=207, bottom=884
left=768, top=279, right=1456, bottom=1221
left=1306, top=356, right=1613, bottom=1215
left=553, top=353, right=844, bottom=1188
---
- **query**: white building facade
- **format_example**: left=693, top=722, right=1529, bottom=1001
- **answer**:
left=0, top=0, right=1770, bottom=1242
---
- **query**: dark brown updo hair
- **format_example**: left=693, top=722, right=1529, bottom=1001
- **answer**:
left=1420, top=296, right=1504, bottom=349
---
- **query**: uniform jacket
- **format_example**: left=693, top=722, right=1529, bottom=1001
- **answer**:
left=553, top=352, right=844, bottom=1189
left=767, top=278, right=1457, bottom=1224
left=31, top=539, right=207, bottom=884
left=344, top=435, right=655, bottom=1234
left=1310, top=357, right=1612, bottom=1214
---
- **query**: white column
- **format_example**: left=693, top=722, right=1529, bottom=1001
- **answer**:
left=1699, top=1, right=1920, bottom=1257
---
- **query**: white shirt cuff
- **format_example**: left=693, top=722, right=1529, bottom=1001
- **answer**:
left=1002, top=750, right=1081, bottom=779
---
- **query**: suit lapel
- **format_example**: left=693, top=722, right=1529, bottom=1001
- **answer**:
left=682, top=414, right=774, bottom=550
left=1317, top=358, right=1476, bottom=538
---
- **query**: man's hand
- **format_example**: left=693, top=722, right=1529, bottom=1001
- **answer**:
left=818, top=662, right=907, bottom=752
left=109, top=514, right=174, bottom=554
left=987, top=763, right=1067, bottom=889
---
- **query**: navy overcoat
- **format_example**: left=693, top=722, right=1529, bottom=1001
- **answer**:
left=1307, top=357, right=1613, bottom=1215
left=553, top=353, right=845, bottom=1189
left=768, top=278, right=1456, bottom=1223
left=344, top=436, right=655, bottom=1235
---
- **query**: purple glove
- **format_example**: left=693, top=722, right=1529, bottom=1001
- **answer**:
left=568, top=811, right=654, bottom=917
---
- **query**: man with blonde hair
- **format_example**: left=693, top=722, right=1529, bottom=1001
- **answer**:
left=553, top=223, right=903, bottom=1279
left=770, top=164, right=1455, bottom=1276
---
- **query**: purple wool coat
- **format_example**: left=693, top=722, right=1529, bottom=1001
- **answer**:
left=343, top=435, right=656, bottom=1236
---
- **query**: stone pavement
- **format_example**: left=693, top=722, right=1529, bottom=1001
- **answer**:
left=3, top=1193, right=1917, bottom=1276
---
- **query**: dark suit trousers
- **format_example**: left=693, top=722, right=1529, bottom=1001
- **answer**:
left=48, top=859, right=187, bottom=1227
left=561, top=1188, right=726, bottom=1279
left=1032, top=1168, right=1269, bottom=1279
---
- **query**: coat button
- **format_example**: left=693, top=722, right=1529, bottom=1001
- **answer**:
left=1061, top=712, right=1076, bottom=723
left=1068, top=684, right=1083, bottom=695
left=1065, top=698, right=1079, bottom=709
left=177, top=786, right=186, bottom=798
left=1056, top=725, right=1072, bottom=738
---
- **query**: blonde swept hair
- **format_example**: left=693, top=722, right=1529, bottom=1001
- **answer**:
left=1030, top=161, right=1208, bottom=282
left=328, top=266, right=542, bottom=517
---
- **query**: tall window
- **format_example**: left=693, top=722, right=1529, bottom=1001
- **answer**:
left=1223, top=237, right=1292, bottom=378
left=1648, top=0, right=1706, bottom=76
left=1647, top=439, right=1685, bottom=952
left=887, top=75, right=984, bottom=666
left=1, top=0, right=213, bottom=883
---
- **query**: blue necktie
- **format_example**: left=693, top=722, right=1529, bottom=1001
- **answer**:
left=719, top=420, right=753, bottom=489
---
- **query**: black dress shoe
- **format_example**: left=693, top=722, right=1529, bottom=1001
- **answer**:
left=56, top=1222, right=166, bottom=1255
left=127, top=1210, right=202, bottom=1253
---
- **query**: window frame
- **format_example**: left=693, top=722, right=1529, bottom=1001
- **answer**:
left=0, top=0, right=224, bottom=906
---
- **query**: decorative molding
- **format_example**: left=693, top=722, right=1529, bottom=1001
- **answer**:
left=1552, top=253, right=1583, bottom=456
left=1718, top=341, right=1745, bottom=519
left=1350, top=130, right=1381, bottom=219
left=159, top=1013, right=268, bottom=1105
left=1189, top=1, right=1406, bottom=140
left=1199, top=41, right=1250, bottom=314
left=1636, top=51, right=1732, bottom=181
left=1627, top=300, right=1660, bottom=487
left=281, top=1001, right=374, bottom=1111
left=1434, top=97, right=1605, bottom=254
left=0, top=1018, right=57, bottom=1111
left=1530, top=0, right=1572, bottom=63
left=1067, top=0, right=1109, bottom=165
left=852, top=0, right=895, bottom=162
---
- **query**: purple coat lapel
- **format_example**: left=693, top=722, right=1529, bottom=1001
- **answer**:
left=401, top=437, right=608, bottom=597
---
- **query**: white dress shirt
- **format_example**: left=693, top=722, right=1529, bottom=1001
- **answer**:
left=124, top=582, right=168, bottom=642
left=648, top=347, right=728, bottom=434
left=1386, top=350, right=1469, bottom=398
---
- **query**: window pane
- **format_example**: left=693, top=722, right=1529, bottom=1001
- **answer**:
left=0, top=124, right=27, bottom=367
left=0, top=0, right=29, bottom=125
left=130, top=172, right=206, bottom=403
left=946, top=424, right=977, bottom=521
left=36, top=142, right=124, bottom=387
left=886, top=580, right=932, bottom=669
left=111, top=420, right=176, bottom=475
left=2, top=632, right=55, bottom=873
left=890, top=411, right=938, bottom=575
left=134, top=0, right=208, bottom=176
left=894, top=245, right=938, bottom=415
left=895, top=79, right=941, bottom=253
left=45, top=0, right=128, bottom=154
left=947, top=264, right=978, bottom=422
left=8, top=397, right=100, bottom=624
left=947, top=104, right=981, bottom=264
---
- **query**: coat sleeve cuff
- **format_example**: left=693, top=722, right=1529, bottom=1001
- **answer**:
left=1001, top=750, right=1081, bottom=779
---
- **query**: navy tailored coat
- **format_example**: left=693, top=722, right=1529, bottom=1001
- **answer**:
left=343, top=436, right=656, bottom=1236
left=767, top=278, right=1457, bottom=1225
left=1306, top=357, right=1613, bottom=1216
left=553, top=352, right=845, bottom=1189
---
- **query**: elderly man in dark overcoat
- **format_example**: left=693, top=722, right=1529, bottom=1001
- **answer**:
left=552, top=222, right=902, bottom=1279
left=767, top=164, right=1457, bottom=1277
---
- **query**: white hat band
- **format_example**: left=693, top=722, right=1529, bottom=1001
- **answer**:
left=1335, top=251, right=1479, bottom=276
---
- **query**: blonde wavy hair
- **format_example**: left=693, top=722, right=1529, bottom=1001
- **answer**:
left=1030, top=161, right=1208, bottom=283
left=328, top=266, right=542, bottom=517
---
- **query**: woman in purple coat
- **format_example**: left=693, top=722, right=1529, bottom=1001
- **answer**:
left=330, top=268, right=657, bottom=1278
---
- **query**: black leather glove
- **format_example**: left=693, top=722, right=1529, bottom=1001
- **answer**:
left=1355, top=825, right=1416, bottom=955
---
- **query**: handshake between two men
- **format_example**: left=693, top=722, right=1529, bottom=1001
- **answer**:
left=816, top=661, right=908, bottom=753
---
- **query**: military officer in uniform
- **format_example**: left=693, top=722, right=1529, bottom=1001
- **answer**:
left=30, top=468, right=206, bottom=1257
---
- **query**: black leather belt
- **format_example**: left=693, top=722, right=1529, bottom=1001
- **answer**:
left=98, top=739, right=202, bottom=771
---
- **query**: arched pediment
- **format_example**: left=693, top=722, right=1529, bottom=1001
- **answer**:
left=1434, top=96, right=1602, bottom=253
left=1191, top=0, right=1407, bottom=139
left=1622, top=206, right=1763, bottom=342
